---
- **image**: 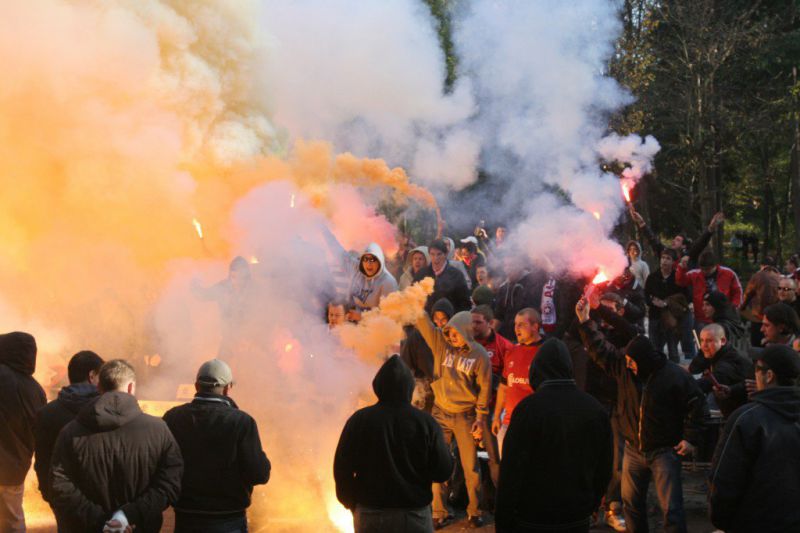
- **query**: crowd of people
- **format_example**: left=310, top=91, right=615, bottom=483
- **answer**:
left=2, top=208, right=800, bottom=533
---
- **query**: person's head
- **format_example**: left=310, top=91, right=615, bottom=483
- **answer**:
left=495, top=226, right=507, bottom=243
left=600, top=292, right=625, bottom=316
left=98, top=359, right=136, bottom=395
left=410, top=249, right=428, bottom=273
left=703, top=291, right=729, bottom=320
left=431, top=298, right=455, bottom=329
left=760, top=256, right=777, bottom=271
left=624, top=335, right=666, bottom=379
left=700, top=324, right=726, bottom=359
left=660, top=249, right=677, bottom=273
left=442, top=311, right=473, bottom=349
left=428, top=240, right=448, bottom=270
left=755, top=345, right=800, bottom=390
left=67, top=350, right=104, bottom=385
left=778, top=276, right=797, bottom=303
left=228, top=256, right=251, bottom=289
left=476, top=265, right=489, bottom=286
left=670, top=233, right=686, bottom=252
left=195, top=358, right=234, bottom=396
left=459, top=238, right=478, bottom=257
left=470, top=305, right=494, bottom=340
left=529, top=338, right=573, bottom=391
left=360, top=253, right=381, bottom=277
left=327, top=301, right=347, bottom=328
left=502, top=254, right=527, bottom=280
left=785, top=254, right=799, bottom=275
left=514, top=308, right=541, bottom=345
left=698, top=251, right=718, bottom=275
left=761, top=303, right=800, bottom=343
left=626, top=241, right=642, bottom=261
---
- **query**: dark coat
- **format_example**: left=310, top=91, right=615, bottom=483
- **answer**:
left=33, top=383, right=99, bottom=501
left=415, top=263, right=471, bottom=313
left=495, top=339, right=612, bottom=532
left=163, top=393, right=270, bottom=517
left=688, top=344, right=753, bottom=417
left=709, top=387, right=800, bottom=533
left=0, top=331, right=46, bottom=485
left=493, top=271, right=540, bottom=341
left=333, top=355, right=453, bottom=510
left=50, top=391, right=183, bottom=533
left=579, top=324, right=706, bottom=452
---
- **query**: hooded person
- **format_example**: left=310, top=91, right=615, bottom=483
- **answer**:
left=702, top=291, right=746, bottom=351
left=496, top=339, right=612, bottom=533
left=444, top=236, right=472, bottom=290
left=399, top=246, right=430, bottom=291
left=577, top=296, right=706, bottom=533
left=334, top=355, right=454, bottom=533
left=34, top=351, right=104, bottom=504
left=0, top=331, right=47, bottom=532
left=626, top=240, right=650, bottom=290
left=709, top=345, right=800, bottom=533
left=416, top=309, right=491, bottom=528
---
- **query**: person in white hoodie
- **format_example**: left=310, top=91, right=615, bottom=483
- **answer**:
left=627, top=240, right=650, bottom=290
left=399, top=246, right=430, bottom=291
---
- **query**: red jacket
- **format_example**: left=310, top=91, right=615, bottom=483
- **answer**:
left=475, top=330, right=514, bottom=376
left=675, top=264, right=742, bottom=323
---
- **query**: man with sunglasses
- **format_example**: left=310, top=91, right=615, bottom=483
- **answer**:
left=777, top=276, right=800, bottom=316
left=709, top=344, right=800, bottom=533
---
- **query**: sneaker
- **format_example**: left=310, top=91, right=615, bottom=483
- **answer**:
left=433, top=515, right=454, bottom=530
left=467, top=515, right=485, bottom=528
left=605, top=510, right=627, bottom=532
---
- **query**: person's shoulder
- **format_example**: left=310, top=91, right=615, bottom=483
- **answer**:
left=723, top=401, right=763, bottom=433
left=162, top=402, right=193, bottom=421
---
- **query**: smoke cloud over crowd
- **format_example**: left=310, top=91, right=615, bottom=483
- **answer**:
left=1, top=0, right=659, bottom=530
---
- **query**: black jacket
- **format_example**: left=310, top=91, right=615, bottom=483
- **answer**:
left=400, top=326, right=435, bottom=380
left=496, top=339, right=612, bottom=532
left=34, top=383, right=99, bottom=501
left=709, top=387, right=800, bottom=533
left=333, top=355, right=453, bottom=510
left=494, top=271, right=539, bottom=341
left=0, top=331, right=46, bottom=485
left=50, top=391, right=183, bottom=533
left=415, top=264, right=471, bottom=313
left=163, top=393, right=270, bottom=516
left=579, top=323, right=705, bottom=452
left=688, top=345, right=753, bottom=417
left=644, top=269, right=687, bottom=320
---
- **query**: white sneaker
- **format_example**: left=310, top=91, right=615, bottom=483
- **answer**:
left=606, top=511, right=627, bottom=532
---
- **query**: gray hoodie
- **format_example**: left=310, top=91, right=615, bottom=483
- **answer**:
left=399, top=246, right=430, bottom=291
left=416, top=311, right=491, bottom=420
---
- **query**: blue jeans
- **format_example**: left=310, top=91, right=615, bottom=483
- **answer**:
left=679, top=313, right=697, bottom=359
left=622, top=445, right=686, bottom=533
left=648, top=317, right=679, bottom=362
left=604, top=415, right=624, bottom=506
left=174, top=512, right=247, bottom=533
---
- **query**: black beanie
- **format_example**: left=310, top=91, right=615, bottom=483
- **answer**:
left=703, top=291, right=729, bottom=312
left=625, top=335, right=666, bottom=380
left=431, top=298, right=455, bottom=320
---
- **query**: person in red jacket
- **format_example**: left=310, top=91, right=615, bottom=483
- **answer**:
left=676, top=250, right=743, bottom=326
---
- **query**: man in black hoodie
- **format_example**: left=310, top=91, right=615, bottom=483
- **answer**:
left=495, top=339, right=612, bottom=533
left=709, top=345, right=800, bottom=532
left=34, top=350, right=104, bottom=504
left=163, top=359, right=270, bottom=533
left=0, top=331, right=46, bottom=532
left=334, top=355, right=453, bottom=533
left=50, top=359, right=183, bottom=533
left=577, top=299, right=705, bottom=533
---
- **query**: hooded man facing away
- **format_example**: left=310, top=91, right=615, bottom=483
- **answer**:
left=416, top=309, right=491, bottom=529
left=334, top=355, right=453, bottom=533
left=495, top=339, right=613, bottom=533
left=50, top=359, right=183, bottom=533
left=34, top=350, right=104, bottom=504
left=320, top=225, right=399, bottom=319
left=0, top=331, right=47, bottom=532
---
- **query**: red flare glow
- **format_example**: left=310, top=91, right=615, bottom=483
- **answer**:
left=592, top=271, right=609, bottom=285
left=621, top=181, right=633, bottom=203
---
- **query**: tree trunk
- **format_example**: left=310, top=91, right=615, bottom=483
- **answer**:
left=792, top=67, right=800, bottom=251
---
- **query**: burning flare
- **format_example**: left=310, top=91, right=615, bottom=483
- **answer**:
left=192, top=218, right=204, bottom=239
left=591, top=271, right=609, bottom=285
left=620, top=180, right=633, bottom=203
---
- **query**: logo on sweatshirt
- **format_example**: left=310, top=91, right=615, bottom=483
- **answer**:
left=507, top=373, right=529, bottom=386
left=443, top=350, right=477, bottom=375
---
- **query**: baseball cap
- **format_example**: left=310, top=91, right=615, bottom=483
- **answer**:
left=196, top=359, right=233, bottom=387
left=460, top=236, right=479, bottom=245
left=756, top=345, right=800, bottom=383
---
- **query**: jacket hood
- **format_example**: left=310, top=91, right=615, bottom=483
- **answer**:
left=753, top=386, right=800, bottom=421
left=359, top=242, right=386, bottom=278
left=372, top=354, right=414, bottom=404
left=444, top=311, right=477, bottom=346
left=444, top=237, right=456, bottom=260
left=77, top=390, right=142, bottom=431
left=58, top=383, right=100, bottom=413
left=704, top=290, right=730, bottom=312
left=530, top=338, right=574, bottom=390
left=407, top=246, right=430, bottom=266
left=0, top=331, right=37, bottom=375
left=625, top=335, right=666, bottom=381
left=626, top=240, right=642, bottom=255
left=431, top=298, right=455, bottom=320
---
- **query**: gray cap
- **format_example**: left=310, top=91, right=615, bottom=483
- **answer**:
left=196, top=359, right=233, bottom=387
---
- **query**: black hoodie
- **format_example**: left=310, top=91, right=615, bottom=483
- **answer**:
left=689, top=344, right=753, bottom=417
left=34, top=383, right=100, bottom=501
left=496, top=339, right=612, bottom=532
left=0, top=331, right=46, bottom=485
left=710, top=387, right=800, bottom=533
left=50, top=391, right=183, bottom=533
left=334, top=355, right=453, bottom=510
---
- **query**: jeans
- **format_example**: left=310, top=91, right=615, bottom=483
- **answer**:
left=679, top=313, right=697, bottom=359
left=604, top=415, right=625, bottom=506
left=648, top=317, right=679, bottom=363
left=354, top=505, right=433, bottom=533
left=0, top=484, right=25, bottom=533
left=174, top=512, right=248, bottom=533
left=432, top=406, right=482, bottom=519
left=622, top=444, right=686, bottom=533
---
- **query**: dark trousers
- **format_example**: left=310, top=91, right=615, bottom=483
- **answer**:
left=680, top=314, right=697, bottom=358
left=354, top=505, right=433, bottom=533
left=648, top=318, right=679, bottom=363
left=622, top=445, right=686, bottom=533
left=482, top=413, right=500, bottom=488
left=175, top=512, right=248, bottom=533
left=603, top=415, right=625, bottom=506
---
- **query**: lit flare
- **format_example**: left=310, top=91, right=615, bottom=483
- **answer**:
left=192, top=218, right=204, bottom=239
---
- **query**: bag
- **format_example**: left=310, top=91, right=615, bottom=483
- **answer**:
left=664, top=293, right=690, bottom=328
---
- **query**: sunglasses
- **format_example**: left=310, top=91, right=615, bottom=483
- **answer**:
left=362, top=256, right=379, bottom=264
left=778, top=287, right=795, bottom=291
